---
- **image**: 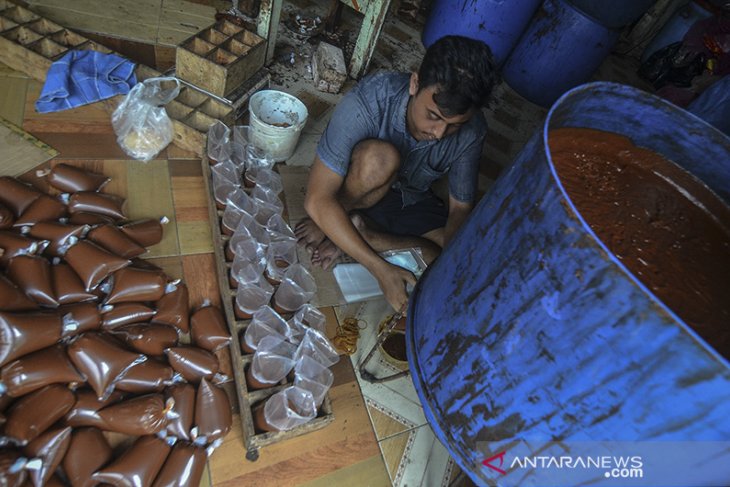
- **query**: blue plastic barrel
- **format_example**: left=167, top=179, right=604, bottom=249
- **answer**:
left=502, top=0, right=620, bottom=107
left=407, top=82, right=730, bottom=486
left=566, top=0, right=654, bottom=28
left=421, top=0, right=542, bottom=65
left=640, top=1, right=714, bottom=62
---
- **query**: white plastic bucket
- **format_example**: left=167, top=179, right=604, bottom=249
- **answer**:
left=249, top=90, right=308, bottom=162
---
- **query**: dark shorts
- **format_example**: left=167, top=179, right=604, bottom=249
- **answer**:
left=362, top=189, right=447, bottom=237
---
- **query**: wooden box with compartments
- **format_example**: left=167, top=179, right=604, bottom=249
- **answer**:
left=176, top=20, right=266, bottom=98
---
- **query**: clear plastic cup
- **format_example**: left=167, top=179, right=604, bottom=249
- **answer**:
left=211, top=160, right=241, bottom=184
left=252, top=186, right=284, bottom=212
left=221, top=189, right=258, bottom=235
left=288, top=304, right=326, bottom=343
left=294, top=355, right=333, bottom=407
left=294, top=327, right=339, bottom=367
left=207, top=121, right=232, bottom=163
left=245, top=166, right=282, bottom=194
left=246, top=335, right=297, bottom=389
left=230, top=125, right=249, bottom=170
left=241, top=305, right=291, bottom=353
left=226, top=232, right=266, bottom=263
left=211, top=161, right=241, bottom=209
left=252, top=198, right=282, bottom=226
left=245, top=145, right=275, bottom=172
left=266, top=214, right=296, bottom=242
left=271, top=264, right=317, bottom=314
left=255, top=386, right=317, bottom=432
left=230, top=256, right=265, bottom=289
left=232, top=211, right=270, bottom=249
left=234, top=279, right=274, bottom=321
left=264, top=237, right=298, bottom=285
left=212, top=175, right=237, bottom=211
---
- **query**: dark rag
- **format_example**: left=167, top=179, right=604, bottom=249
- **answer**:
left=35, top=50, right=137, bottom=113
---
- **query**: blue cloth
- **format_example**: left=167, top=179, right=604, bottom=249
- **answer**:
left=35, top=50, right=137, bottom=113
left=316, top=72, right=487, bottom=205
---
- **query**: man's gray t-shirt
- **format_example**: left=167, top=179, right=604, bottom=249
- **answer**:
left=316, top=72, right=487, bottom=206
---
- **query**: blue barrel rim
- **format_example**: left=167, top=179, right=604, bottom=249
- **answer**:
left=544, top=81, right=730, bottom=369
left=406, top=81, right=730, bottom=482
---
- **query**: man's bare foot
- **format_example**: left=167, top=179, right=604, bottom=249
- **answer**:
left=311, top=239, right=341, bottom=270
left=310, top=214, right=369, bottom=270
left=294, top=218, right=326, bottom=253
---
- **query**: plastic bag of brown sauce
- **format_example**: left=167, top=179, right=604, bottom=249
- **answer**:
left=192, top=378, right=232, bottom=444
left=90, top=435, right=172, bottom=486
left=6, top=255, right=58, bottom=307
left=0, top=274, right=40, bottom=312
left=0, top=176, right=42, bottom=216
left=66, top=332, right=146, bottom=400
left=62, top=240, right=131, bottom=292
left=23, top=426, right=72, bottom=487
left=190, top=303, right=231, bottom=352
left=62, top=427, right=113, bottom=487
left=0, top=345, right=84, bottom=397
left=40, top=163, right=110, bottom=193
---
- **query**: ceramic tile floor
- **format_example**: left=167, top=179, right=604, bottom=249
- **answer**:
left=335, top=299, right=459, bottom=487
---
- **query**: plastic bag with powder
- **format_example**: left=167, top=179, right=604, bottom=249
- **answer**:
left=111, top=77, right=180, bottom=161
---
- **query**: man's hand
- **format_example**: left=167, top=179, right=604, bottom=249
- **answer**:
left=373, top=262, right=417, bottom=313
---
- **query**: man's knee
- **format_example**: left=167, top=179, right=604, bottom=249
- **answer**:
left=349, top=139, right=400, bottom=188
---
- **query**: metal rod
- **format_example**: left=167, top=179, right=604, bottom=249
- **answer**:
left=357, top=312, right=410, bottom=383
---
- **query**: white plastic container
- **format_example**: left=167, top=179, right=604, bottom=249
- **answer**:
left=249, top=90, right=308, bottom=162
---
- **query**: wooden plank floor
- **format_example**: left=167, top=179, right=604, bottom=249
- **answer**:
left=2, top=65, right=390, bottom=487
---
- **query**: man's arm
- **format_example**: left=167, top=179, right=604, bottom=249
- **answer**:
left=443, top=195, right=473, bottom=247
left=303, top=156, right=416, bottom=312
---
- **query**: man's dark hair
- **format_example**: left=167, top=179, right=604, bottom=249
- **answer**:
left=418, top=35, right=500, bottom=116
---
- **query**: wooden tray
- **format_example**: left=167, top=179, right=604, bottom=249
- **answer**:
left=201, top=155, right=334, bottom=461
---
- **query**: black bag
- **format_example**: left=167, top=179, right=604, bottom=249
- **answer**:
left=639, top=42, right=707, bottom=89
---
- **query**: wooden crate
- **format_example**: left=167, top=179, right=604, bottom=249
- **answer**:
left=0, top=1, right=237, bottom=158
left=177, top=67, right=271, bottom=123
left=176, top=19, right=265, bottom=98
left=201, top=156, right=335, bottom=461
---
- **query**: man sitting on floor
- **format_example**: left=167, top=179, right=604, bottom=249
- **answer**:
left=295, top=35, right=499, bottom=312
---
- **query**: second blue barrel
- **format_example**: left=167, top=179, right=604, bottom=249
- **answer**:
left=421, top=0, right=542, bottom=65
left=502, top=0, right=620, bottom=107
left=407, top=82, right=730, bottom=485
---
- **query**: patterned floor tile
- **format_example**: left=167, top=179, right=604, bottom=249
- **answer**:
left=379, top=428, right=414, bottom=485
left=367, top=399, right=416, bottom=441
left=396, top=425, right=454, bottom=487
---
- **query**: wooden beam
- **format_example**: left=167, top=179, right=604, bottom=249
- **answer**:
left=348, top=0, right=391, bottom=79
left=257, top=0, right=283, bottom=65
